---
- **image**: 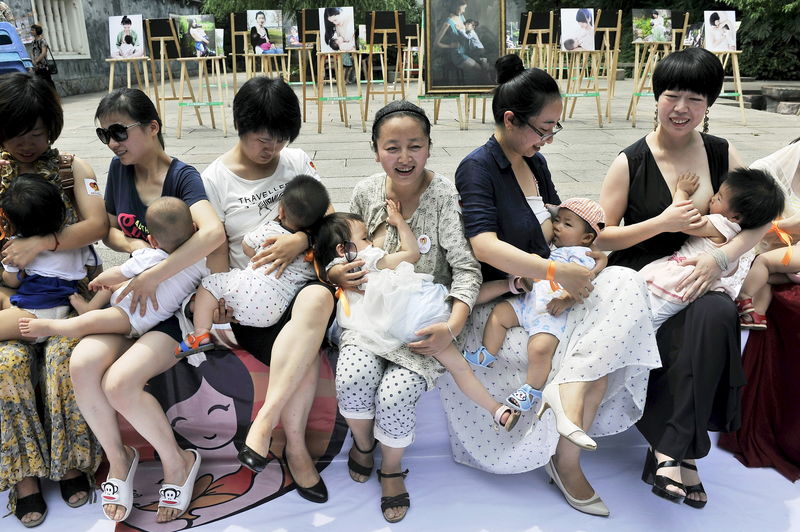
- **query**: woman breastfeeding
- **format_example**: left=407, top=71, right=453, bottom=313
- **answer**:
left=598, top=47, right=766, bottom=508
left=447, top=55, right=660, bottom=517
left=68, top=88, right=225, bottom=524
left=327, top=100, right=482, bottom=523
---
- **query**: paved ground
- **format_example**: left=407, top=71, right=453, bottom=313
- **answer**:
left=55, top=76, right=800, bottom=266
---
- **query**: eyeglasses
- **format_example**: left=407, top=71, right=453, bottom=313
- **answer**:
left=343, top=241, right=362, bottom=272
left=95, top=122, right=142, bottom=144
left=518, top=116, right=563, bottom=141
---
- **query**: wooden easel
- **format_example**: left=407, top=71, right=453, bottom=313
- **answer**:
left=106, top=56, right=151, bottom=95
left=594, top=9, right=622, bottom=121
left=175, top=56, right=228, bottom=139
left=316, top=50, right=365, bottom=133
left=364, top=11, right=406, bottom=118
left=401, top=24, right=423, bottom=96
left=715, top=51, right=747, bottom=125
left=244, top=52, right=288, bottom=80
left=519, top=11, right=555, bottom=71
left=298, top=9, right=321, bottom=123
left=229, top=13, right=249, bottom=91
left=145, top=18, right=200, bottom=131
left=417, top=94, right=465, bottom=129
left=626, top=41, right=672, bottom=127
left=561, top=50, right=603, bottom=127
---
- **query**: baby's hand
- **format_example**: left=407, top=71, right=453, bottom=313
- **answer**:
left=547, top=295, right=574, bottom=316
left=385, top=199, right=404, bottom=227
left=676, top=172, right=700, bottom=196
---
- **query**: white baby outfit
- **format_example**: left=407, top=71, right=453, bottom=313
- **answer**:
left=201, top=220, right=316, bottom=327
left=508, top=245, right=595, bottom=341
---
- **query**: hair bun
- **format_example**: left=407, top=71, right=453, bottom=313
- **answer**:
left=495, top=54, right=525, bottom=84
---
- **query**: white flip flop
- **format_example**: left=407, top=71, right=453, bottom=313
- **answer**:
left=100, top=446, right=140, bottom=522
left=158, top=449, right=202, bottom=517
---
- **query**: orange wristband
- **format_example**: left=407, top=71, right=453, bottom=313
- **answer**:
left=546, top=260, right=559, bottom=291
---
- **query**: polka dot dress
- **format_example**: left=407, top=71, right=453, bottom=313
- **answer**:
left=437, top=266, right=662, bottom=474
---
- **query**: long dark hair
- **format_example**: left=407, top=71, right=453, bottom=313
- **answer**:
left=95, top=88, right=165, bottom=148
left=492, top=54, right=561, bottom=126
left=323, top=7, right=343, bottom=50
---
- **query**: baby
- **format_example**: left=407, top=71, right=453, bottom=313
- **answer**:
left=465, top=198, right=604, bottom=410
left=461, top=19, right=487, bottom=62
left=640, top=168, right=784, bottom=329
left=19, top=197, right=208, bottom=340
left=316, top=205, right=521, bottom=431
left=179, top=175, right=329, bottom=356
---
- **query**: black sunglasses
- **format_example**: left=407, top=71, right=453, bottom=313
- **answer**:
left=95, top=122, right=142, bottom=145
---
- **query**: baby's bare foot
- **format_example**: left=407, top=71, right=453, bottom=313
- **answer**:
left=69, top=293, right=94, bottom=315
left=18, top=317, right=54, bottom=338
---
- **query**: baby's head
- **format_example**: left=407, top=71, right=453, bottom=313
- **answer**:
left=552, top=197, right=605, bottom=248
left=124, top=34, right=133, bottom=45
left=465, top=19, right=478, bottom=32
left=278, top=175, right=330, bottom=232
left=145, top=197, right=195, bottom=253
left=0, top=173, right=65, bottom=239
left=314, top=212, right=369, bottom=275
left=563, top=39, right=577, bottom=51
left=710, top=168, right=784, bottom=229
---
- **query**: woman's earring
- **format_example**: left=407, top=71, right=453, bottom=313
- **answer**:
left=702, top=109, right=709, bottom=133
left=653, top=107, right=658, bottom=131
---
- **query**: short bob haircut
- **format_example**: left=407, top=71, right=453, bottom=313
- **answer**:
left=0, top=173, right=66, bottom=238
left=723, top=168, right=785, bottom=230
left=652, top=47, right=724, bottom=106
left=0, top=72, right=63, bottom=145
left=371, top=100, right=432, bottom=150
left=95, top=87, right=165, bottom=148
left=280, top=174, right=330, bottom=231
left=492, top=54, right=561, bottom=126
left=233, top=77, right=301, bottom=142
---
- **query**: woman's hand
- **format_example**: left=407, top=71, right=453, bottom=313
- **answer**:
left=552, top=262, right=594, bottom=303
left=657, top=200, right=705, bottom=233
left=114, top=268, right=159, bottom=316
left=587, top=249, right=608, bottom=276
left=675, top=253, right=722, bottom=302
left=212, top=297, right=237, bottom=324
left=251, top=232, right=306, bottom=277
left=327, top=260, right=367, bottom=290
left=408, top=322, right=452, bottom=356
left=1, top=235, right=51, bottom=269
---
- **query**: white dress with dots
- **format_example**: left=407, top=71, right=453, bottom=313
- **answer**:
left=200, top=221, right=316, bottom=327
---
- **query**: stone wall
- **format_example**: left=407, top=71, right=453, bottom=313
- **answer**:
left=5, top=0, right=205, bottom=95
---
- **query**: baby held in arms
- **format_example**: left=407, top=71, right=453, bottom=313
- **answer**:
left=19, top=196, right=208, bottom=340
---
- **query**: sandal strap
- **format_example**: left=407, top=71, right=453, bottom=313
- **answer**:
left=352, top=437, right=378, bottom=455
left=656, top=459, right=681, bottom=469
left=59, top=474, right=94, bottom=505
left=377, top=468, right=409, bottom=480
left=680, top=461, right=698, bottom=472
left=14, top=491, right=47, bottom=520
left=684, top=482, right=705, bottom=495
left=348, top=451, right=374, bottom=477
left=380, top=493, right=410, bottom=512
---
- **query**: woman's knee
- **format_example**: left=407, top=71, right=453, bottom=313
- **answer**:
left=292, top=286, right=334, bottom=327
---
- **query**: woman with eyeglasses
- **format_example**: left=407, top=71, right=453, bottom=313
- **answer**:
left=0, top=72, right=108, bottom=528
left=200, top=76, right=335, bottom=506
left=447, top=55, right=660, bottom=517
left=67, top=87, right=224, bottom=524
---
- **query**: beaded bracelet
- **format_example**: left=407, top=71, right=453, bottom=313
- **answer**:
left=446, top=323, right=458, bottom=345
left=708, top=247, right=728, bottom=272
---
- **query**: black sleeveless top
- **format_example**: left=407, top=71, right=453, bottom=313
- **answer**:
left=608, top=133, right=729, bottom=271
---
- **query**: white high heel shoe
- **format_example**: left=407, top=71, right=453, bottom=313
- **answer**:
left=545, top=458, right=609, bottom=517
left=536, top=382, right=597, bottom=451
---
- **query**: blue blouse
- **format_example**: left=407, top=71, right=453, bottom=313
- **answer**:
left=455, top=135, right=560, bottom=282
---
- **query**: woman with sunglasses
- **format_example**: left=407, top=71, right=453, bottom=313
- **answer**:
left=68, top=87, right=224, bottom=524
left=447, top=55, right=660, bottom=517
left=0, top=72, right=108, bottom=528
left=200, top=76, right=335, bottom=505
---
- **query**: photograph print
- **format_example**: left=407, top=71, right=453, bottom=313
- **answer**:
left=704, top=10, right=736, bottom=51
left=170, top=13, right=216, bottom=57
left=283, top=10, right=302, bottom=48
left=426, top=0, right=503, bottom=93
left=560, top=8, right=595, bottom=51
left=248, top=9, right=284, bottom=54
left=632, top=9, right=672, bottom=44
left=108, top=14, right=145, bottom=58
left=319, top=6, right=356, bottom=52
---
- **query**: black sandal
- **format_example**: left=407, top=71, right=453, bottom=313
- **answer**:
left=14, top=479, right=48, bottom=528
left=60, top=473, right=93, bottom=508
left=347, top=437, right=378, bottom=482
left=641, top=448, right=685, bottom=504
left=680, top=461, right=707, bottom=509
left=376, top=469, right=410, bottom=523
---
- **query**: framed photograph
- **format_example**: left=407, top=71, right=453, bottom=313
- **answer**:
left=247, top=10, right=284, bottom=54
left=214, top=28, right=224, bottom=56
left=683, top=22, right=704, bottom=48
left=283, top=11, right=302, bottom=48
left=632, top=9, right=672, bottom=44
left=319, top=7, right=356, bottom=52
left=108, top=15, right=145, bottom=58
left=169, top=14, right=216, bottom=58
left=560, top=8, right=595, bottom=51
left=426, top=0, right=504, bottom=93
left=704, top=10, right=736, bottom=52
left=14, top=12, right=34, bottom=44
